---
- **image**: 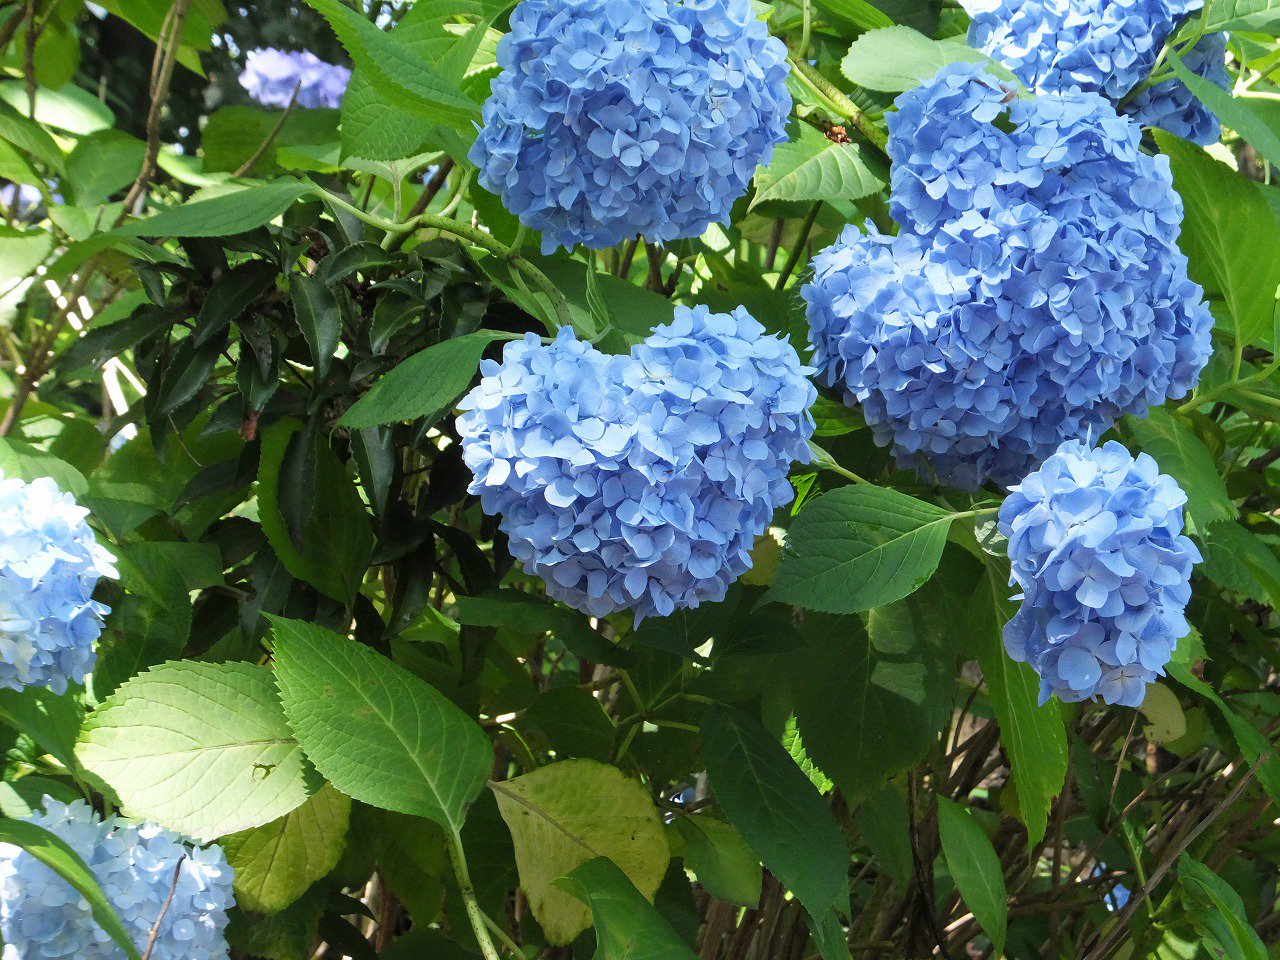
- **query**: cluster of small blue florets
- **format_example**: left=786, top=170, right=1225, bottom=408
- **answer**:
left=0, top=798, right=234, bottom=960
left=238, top=48, right=350, bottom=109
left=0, top=473, right=115, bottom=694
left=804, top=63, right=1213, bottom=489
left=965, top=0, right=1229, bottom=145
left=469, top=0, right=792, bottom=254
left=458, top=306, right=815, bottom=620
left=999, top=439, right=1200, bottom=706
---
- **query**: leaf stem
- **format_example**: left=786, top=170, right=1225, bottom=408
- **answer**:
left=446, top=828, right=507, bottom=960
left=788, top=57, right=889, bottom=153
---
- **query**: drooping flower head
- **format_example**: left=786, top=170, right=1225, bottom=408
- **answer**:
left=470, top=0, right=792, bottom=254
left=0, top=474, right=115, bottom=694
left=1121, top=32, right=1230, bottom=145
left=238, top=48, right=351, bottom=109
left=804, top=63, right=1213, bottom=488
left=0, top=798, right=234, bottom=960
left=457, top=306, right=815, bottom=620
left=998, top=438, right=1200, bottom=707
left=965, top=0, right=1228, bottom=145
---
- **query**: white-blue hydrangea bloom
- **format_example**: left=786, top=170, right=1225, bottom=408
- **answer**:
left=965, top=0, right=1228, bottom=145
left=0, top=474, right=115, bottom=694
left=238, top=48, right=351, bottom=109
left=458, top=306, right=815, bottom=620
left=469, top=0, right=792, bottom=254
left=804, top=63, right=1212, bottom=489
left=0, top=798, right=234, bottom=960
left=1122, top=32, right=1230, bottom=145
left=999, top=439, right=1200, bottom=707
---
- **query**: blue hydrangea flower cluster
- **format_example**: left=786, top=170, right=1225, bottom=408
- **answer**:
left=0, top=181, right=45, bottom=218
left=1122, top=32, right=1231, bottom=145
left=804, top=63, right=1213, bottom=488
left=238, top=48, right=351, bottom=109
left=999, top=439, right=1200, bottom=707
left=0, top=798, right=234, bottom=960
left=0, top=474, right=116, bottom=694
left=458, top=306, right=815, bottom=620
left=965, top=0, right=1229, bottom=145
left=469, top=0, right=792, bottom=254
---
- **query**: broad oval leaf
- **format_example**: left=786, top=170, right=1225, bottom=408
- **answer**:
left=937, top=797, right=1007, bottom=957
left=76, top=661, right=315, bottom=841
left=840, top=26, right=989, bottom=92
left=270, top=617, right=494, bottom=834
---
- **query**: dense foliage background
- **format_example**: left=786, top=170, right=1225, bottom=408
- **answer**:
left=4, top=0, right=1280, bottom=958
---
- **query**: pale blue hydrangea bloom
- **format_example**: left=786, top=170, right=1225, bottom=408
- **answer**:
left=0, top=474, right=115, bottom=694
left=999, top=439, right=1200, bottom=707
left=238, top=48, right=350, bottom=109
left=0, top=181, right=45, bottom=218
left=458, top=306, right=815, bottom=620
left=1122, top=32, right=1230, bottom=145
left=0, top=798, right=234, bottom=960
left=470, top=0, right=792, bottom=254
left=965, top=0, right=1228, bottom=145
left=804, top=64, right=1212, bottom=489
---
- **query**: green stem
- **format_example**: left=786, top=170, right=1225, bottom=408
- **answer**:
left=484, top=910, right=526, bottom=958
left=447, top=829, right=506, bottom=960
left=775, top=201, right=822, bottom=290
left=789, top=57, right=889, bottom=153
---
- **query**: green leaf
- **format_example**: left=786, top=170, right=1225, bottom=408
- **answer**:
left=970, top=563, right=1068, bottom=845
left=202, top=106, right=340, bottom=177
left=491, top=758, right=670, bottom=945
left=0, top=818, right=141, bottom=960
left=301, top=0, right=480, bottom=131
left=194, top=259, right=279, bottom=347
left=936, top=798, right=1007, bottom=956
left=1127, top=408, right=1235, bottom=529
left=65, top=130, right=146, bottom=206
left=0, top=224, right=52, bottom=284
left=340, top=331, right=511, bottom=430
left=1167, top=49, right=1280, bottom=168
left=1201, top=521, right=1280, bottom=608
left=291, top=273, right=343, bottom=381
left=117, top=179, right=315, bottom=238
left=1205, top=0, right=1280, bottom=34
left=270, top=617, right=494, bottom=833
left=853, top=786, right=911, bottom=888
left=813, top=0, right=894, bottom=29
left=0, top=108, right=67, bottom=174
left=0, top=437, right=87, bottom=495
left=257, top=418, right=374, bottom=604
left=558, top=857, right=698, bottom=960
left=767, top=485, right=954, bottom=614
left=673, top=816, right=762, bottom=908
left=0, top=685, right=84, bottom=774
left=0, top=82, right=112, bottom=134
left=454, top=589, right=630, bottom=667
left=77, top=661, right=315, bottom=841
left=1178, top=854, right=1268, bottom=960
left=701, top=705, right=850, bottom=960
left=1155, top=132, right=1280, bottom=353
left=841, top=26, right=988, bottom=92
left=752, top=125, right=886, bottom=207
left=222, top=783, right=352, bottom=914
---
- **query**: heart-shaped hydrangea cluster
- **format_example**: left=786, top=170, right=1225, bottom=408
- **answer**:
left=469, top=0, right=791, bottom=254
left=965, top=0, right=1228, bottom=146
left=804, top=62, right=1212, bottom=489
left=999, top=438, right=1200, bottom=707
left=0, top=798, right=234, bottom=960
left=457, top=306, right=815, bottom=620
left=0, top=473, right=116, bottom=694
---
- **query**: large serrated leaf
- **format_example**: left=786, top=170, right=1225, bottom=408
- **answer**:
left=491, top=758, right=669, bottom=945
left=1128, top=408, right=1235, bottom=529
left=753, top=125, right=885, bottom=207
left=271, top=617, right=494, bottom=834
left=77, top=661, right=315, bottom=841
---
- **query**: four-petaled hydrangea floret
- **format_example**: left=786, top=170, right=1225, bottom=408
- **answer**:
left=0, top=474, right=115, bottom=694
left=457, top=306, right=815, bottom=620
left=469, top=0, right=792, bottom=254
left=238, top=48, right=351, bottom=109
left=1122, top=32, right=1230, bottom=145
left=965, top=0, right=1228, bottom=145
left=998, top=439, right=1200, bottom=707
left=0, top=798, right=234, bottom=960
left=804, top=62, right=1213, bottom=489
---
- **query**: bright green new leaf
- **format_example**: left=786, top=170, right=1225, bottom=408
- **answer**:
left=841, top=26, right=988, bottom=92
left=77, top=661, right=315, bottom=841
left=812, top=0, right=894, bottom=29
left=0, top=224, right=52, bottom=284
left=767, top=485, right=954, bottom=614
left=0, top=818, right=141, bottom=960
left=491, top=758, right=670, bottom=945
left=271, top=617, right=494, bottom=833
left=0, top=82, right=112, bottom=134
left=937, top=797, right=1007, bottom=956
left=65, top=130, right=146, bottom=206
left=222, top=783, right=352, bottom=914
left=558, top=857, right=699, bottom=960
left=1205, top=0, right=1280, bottom=35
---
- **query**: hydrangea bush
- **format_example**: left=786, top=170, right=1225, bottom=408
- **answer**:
left=5, top=1, right=1280, bottom=958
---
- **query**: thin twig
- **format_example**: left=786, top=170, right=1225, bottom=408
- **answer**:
left=234, top=81, right=301, bottom=177
left=141, top=857, right=186, bottom=960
